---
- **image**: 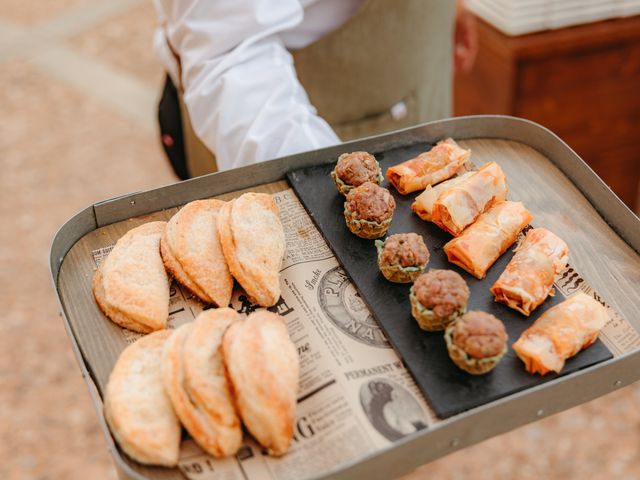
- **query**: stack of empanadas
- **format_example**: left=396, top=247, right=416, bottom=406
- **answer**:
left=218, top=193, right=286, bottom=307
left=104, top=309, right=299, bottom=467
left=162, top=308, right=242, bottom=457
left=160, top=199, right=233, bottom=307
left=93, top=221, right=170, bottom=333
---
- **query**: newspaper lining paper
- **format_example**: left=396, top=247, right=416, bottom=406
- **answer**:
left=91, top=189, right=639, bottom=480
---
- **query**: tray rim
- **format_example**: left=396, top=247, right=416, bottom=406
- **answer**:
left=49, top=115, right=640, bottom=480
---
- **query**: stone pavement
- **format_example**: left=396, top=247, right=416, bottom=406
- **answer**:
left=0, top=1, right=638, bottom=479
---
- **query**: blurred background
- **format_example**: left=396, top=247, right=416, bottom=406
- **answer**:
left=0, top=1, right=638, bottom=479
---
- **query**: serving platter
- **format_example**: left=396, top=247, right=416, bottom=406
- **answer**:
left=287, top=143, right=612, bottom=418
left=50, top=116, right=640, bottom=480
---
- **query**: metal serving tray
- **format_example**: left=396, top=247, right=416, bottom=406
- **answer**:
left=50, top=116, right=640, bottom=480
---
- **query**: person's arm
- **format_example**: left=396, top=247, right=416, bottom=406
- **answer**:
left=157, top=0, right=340, bottom=171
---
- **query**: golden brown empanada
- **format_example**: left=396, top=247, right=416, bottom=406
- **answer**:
left=163, top=308, right=242, bottom=457
left=161, top=200, right=233, bottom=307
left=93, top=221, right=169, bottom=333
left=218, top=193, right=285, bottom=307
left=104, top=330, right=180, bottom=467
left=222, top=310, right=299, bottom=456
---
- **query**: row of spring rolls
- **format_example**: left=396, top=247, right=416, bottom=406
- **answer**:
left=389, top=139, right=609, bottom=375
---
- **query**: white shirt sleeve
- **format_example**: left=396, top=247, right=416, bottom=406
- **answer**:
left=157, top=0, right=341, bottom=171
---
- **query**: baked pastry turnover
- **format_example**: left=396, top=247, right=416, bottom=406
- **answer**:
left=160, top=199, right=233, bottom=307
left=218, top=193, right=285, bottom=307
left=104, top=330, right=180, bottom=467
left=223, top=310, right=299, bottom=456
left=163, top=308, right=242, bottom=457
left=93, top=221, right=170, bottom=333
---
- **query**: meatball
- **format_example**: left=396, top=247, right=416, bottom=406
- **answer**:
left=445, top=311, right=508, bottom=375
left=345, top=182, right=395, bottom=223
left=413, top=269, right=468, bottom=319
left=376, top=233, right=430, bottom=283
left=343, top=182, right=396, bottom=239
left=451, top=311, right=507, bottom=359
left=379, top=233, right=429, bottom=268
left=335, top=152, right=381, bottom=187
left=410, top=269, right=469, bottom=332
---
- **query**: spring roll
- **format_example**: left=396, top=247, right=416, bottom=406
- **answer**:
left=412, top=171, right=475, bottom=222
left=386, top=138, right=471, bottom=195
left=431, top=162, right=508, bottom=236
left=490, top=228, right=569, bottom=316
left=513, top=292, right=608, bottom=375
left=443, top=201, right=532, bottom=279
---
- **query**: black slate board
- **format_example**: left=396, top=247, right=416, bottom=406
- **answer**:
left=287, top=141, right=613, bottom=419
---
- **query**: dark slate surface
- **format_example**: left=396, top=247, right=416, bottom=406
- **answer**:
left=287, top=141, right=613, bottom=419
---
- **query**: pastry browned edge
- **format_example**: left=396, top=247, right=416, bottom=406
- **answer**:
left=92, top=221, right=170, bottom=333
left=162, top=308, right=242, bottom=457
left=223, top=310, right=299, bottom=456
left=218, top=193, right=285, bottom=307
left=160, top=199, right=233, bottom=307
left=104, top=330, right=180, bottom=467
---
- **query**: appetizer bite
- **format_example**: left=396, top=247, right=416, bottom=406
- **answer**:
left=491, top=228, right=569, bottom=316
left=223, top=311, right=299, bottom=456
left=160, top=199, right=233, bottom=307
left=331, top=151, right=383, bottom=195
left=412, top=171, right=475, bottom=222
left=431, top=162, right=508, bottom=236
left=218, top=192, right=285, bottom=307
left=93, top=221, right=170, bottom=333
left=513, top=292, right=608, bottom=375
left=375, top=233, right=430, bottom=283
left=344, top=182, right=396, bottom=239
left=444, top=201, right=532, bottom=279
left=163, top=309, right=242, bottom=458
left=386, top=138, right=471, bottom=194
left=410, top=269, right=469, bottom=331
left=445, top=311, right=508, bottom=375
left=104, top=330, right=180, bottom=467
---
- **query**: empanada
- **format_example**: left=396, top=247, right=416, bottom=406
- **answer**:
left=93, top=221, right=169, bottom=333
left=104, top=330, right=180, bottom=467
left=218, top=193, right=285, bottom=307
left=222, top=311, right=299, bottom=456
left=163, top=308, right=242, bottom=457
left=161, top=200, right=233, bottom=307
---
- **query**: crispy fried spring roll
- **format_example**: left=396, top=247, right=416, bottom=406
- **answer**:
left=513, top=292, right=608, bottom=375
left=386, top=138, right=471, bottom=195
left=490, top=228, right=569, bottom=316
left=444, top=201, right=532, bottom=279
left=412, top=171, right=475, bottom=222
left=431, top=162, right=508, bottom=236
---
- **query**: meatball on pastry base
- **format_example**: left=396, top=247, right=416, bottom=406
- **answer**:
left=410, top=287, right=467, bottom=331
left=445, top=322, right=508, bottom=375
left=330, top=152, right=383, bottom=196
left=375, top=235, right=429, bottom=283
left=344, top=212, right=393, bottom=239
left=160, top=199, right=233, bottom=307
left=93, top=221, right=169, bottom=333
left=218, top=193, right=285, bottom=307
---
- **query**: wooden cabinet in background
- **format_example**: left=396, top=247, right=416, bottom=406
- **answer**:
left=455, top=15, right=640, bottom=211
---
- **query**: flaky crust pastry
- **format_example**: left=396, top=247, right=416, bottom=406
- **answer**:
left=104, top=330, right=180, bottom=467
left=163, top=309, right=242, bottom=457
left=161, top=200, right=233, bottom=307
left=93, top=221, right=169, bottom=333
left=218, top=193, right=285, bottom=307
left=222, top=311, right=299, bottom=456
